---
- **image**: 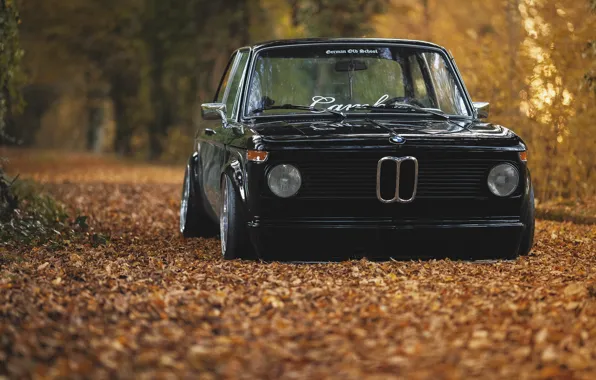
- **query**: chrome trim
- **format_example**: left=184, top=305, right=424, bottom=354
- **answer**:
left=222, top=54, right=242, bottom=104
left=376, top=156, right=419, bottom=203
left=473, top=102, right=490, bottom=119
left=487, top=163, right=519, bottom=197
left=267, top=164, right=302, bottom=198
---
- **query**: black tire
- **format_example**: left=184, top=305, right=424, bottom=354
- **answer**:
left=518, top=186, right=535, bottom=256
left=220, top=175, right=254, bottom=260
left=180, top=163, right=218, bottom=238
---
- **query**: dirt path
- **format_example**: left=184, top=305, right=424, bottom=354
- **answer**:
left=1, top=150, right=596, bottom=379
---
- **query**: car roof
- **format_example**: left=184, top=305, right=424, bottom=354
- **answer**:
left=245, top=38, right=446, bottom=51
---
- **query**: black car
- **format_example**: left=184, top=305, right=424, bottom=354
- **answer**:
left=180, top=38, right=535, bottom=261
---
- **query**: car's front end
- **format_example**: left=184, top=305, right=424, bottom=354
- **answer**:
left=242, top=121, right=532, bottom=261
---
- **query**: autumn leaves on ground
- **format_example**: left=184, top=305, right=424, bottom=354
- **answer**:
left=1, top=150, right=595, bottom=380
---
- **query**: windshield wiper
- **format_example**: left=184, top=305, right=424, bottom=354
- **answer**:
left=364, top=117, right=397, bottom=134
left=354, top=102, right=450, bottom=120
left=250, top=104, right=346, bottom=118
left=365, top=112, right=475, bottom=134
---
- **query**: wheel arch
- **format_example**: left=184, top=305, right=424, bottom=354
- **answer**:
left=188, top=152, right=219, bottom=223
left=220, top=151, right=247, bottom=203
left=186, top=152, right=200, bottom=196
left=521, top=167, right=534, bottom=216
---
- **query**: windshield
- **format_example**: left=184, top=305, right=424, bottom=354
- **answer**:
left=245, top=45, right=471, bottom=117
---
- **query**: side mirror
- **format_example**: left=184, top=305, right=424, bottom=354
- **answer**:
left=473, top=102, right=490, bottom=119
left=201, top=103, right=228, bottom=127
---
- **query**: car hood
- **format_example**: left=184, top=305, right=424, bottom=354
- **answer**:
left=248, top=118, right=519, bottom=147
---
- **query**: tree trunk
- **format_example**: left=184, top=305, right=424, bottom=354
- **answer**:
left=86, top=105, right=105, bottom=153
left=507, top=0, right=520, bottom=116
left=85, top=72, right=109, bottom=153
left=241, top=0, right=250, bottom=45
left=110, top=75, right=133, bottom=156
left=422, top=0, right=431, bottom=40
left=0, top=85, right=11, bottom=143
left=112, top=100, right=132, bottom=156
left=288, top=0, right=300, bottom=27
left=147, top=43, right=169, bottom=161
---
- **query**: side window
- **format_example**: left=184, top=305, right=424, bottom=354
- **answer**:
left=226, top=51, right=250, bottom=119
left=422, top=53, right=469, bottom=115
left=215, top=53, right=237, bottom=103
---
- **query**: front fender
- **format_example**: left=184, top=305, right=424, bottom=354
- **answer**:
left=220, top=151, right=248, bottom=217
left=521, top=168, right=534, bottom=222
left=187, top=153, right=199, bottom=199
left=188, top=152, right=218, bottom=223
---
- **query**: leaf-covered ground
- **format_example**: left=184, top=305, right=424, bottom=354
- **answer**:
left=1, top=149, right=596, bottom=379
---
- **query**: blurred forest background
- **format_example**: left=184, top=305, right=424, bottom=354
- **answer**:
left=1, top=0, right=595, bottom=201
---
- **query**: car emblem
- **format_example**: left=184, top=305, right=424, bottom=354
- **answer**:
left=389, top=135, right=405, bottom=144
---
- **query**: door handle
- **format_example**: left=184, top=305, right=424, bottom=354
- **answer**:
left=204, top=128, right=216, bottom=136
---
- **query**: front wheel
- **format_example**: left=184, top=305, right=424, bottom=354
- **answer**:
left=220, top=175, right=254, bottom=260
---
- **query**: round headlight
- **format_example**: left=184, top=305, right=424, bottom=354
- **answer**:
left=267, top=164, right=302, bottom=198
left=487, top=163, right=519, bottom=197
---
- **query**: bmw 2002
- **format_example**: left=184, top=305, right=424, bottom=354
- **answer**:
left=179, top=38, right=535, bottom=261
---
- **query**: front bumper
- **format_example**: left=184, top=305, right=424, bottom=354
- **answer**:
left=248, top=217, right=524, bottom=261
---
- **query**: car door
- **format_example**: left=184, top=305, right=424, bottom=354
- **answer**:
left=199, top=49, right=250, bottom=217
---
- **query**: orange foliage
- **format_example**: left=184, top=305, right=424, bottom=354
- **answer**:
left=374, top=0, right=596, bottom=201
left=1, top=150, right=596, bottom=378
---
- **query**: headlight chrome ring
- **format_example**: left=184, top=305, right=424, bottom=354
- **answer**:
left=487, top=163, right=520, bottom=197
left=267, top=164, right=302, bottom=198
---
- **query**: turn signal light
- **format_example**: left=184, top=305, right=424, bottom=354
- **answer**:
left=519, top=151, right=528, bottom=162
left=247, top=150, right=269, bottom=163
